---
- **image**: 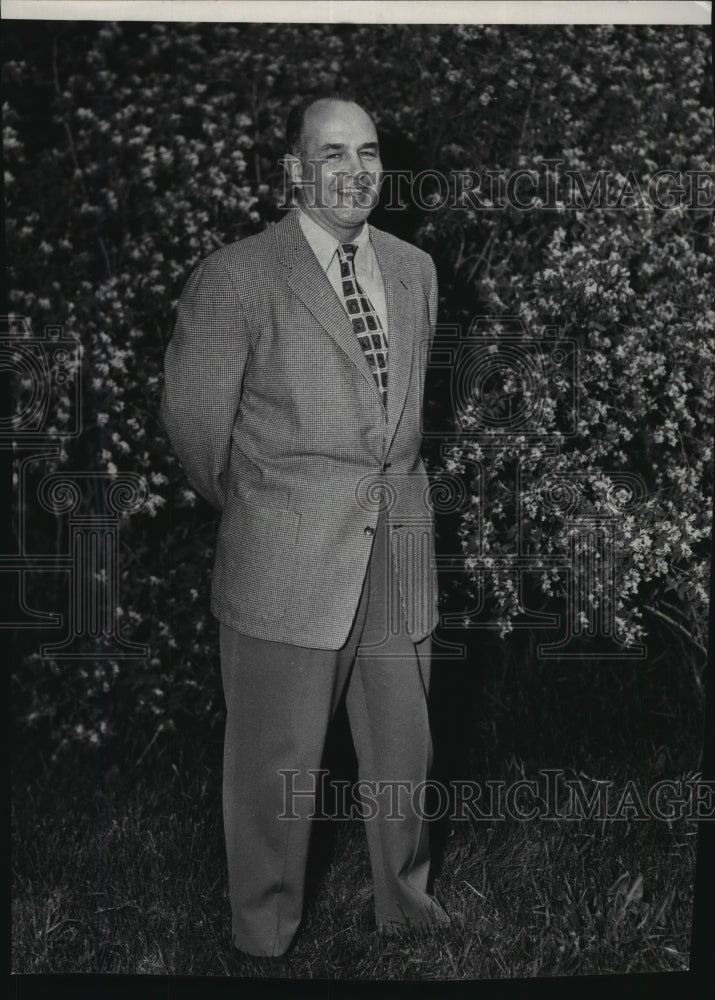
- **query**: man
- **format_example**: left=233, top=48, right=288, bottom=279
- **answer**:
left=161, top=95, right=447, bottom=958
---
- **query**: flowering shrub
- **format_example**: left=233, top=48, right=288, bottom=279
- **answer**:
left=423, top=27, right=713, bottom=666
left=4, top=22, right=711, bottom=754
left=444, top=207, right=713, bottom=655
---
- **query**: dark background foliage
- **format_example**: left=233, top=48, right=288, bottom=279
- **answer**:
left=4, top=21, right=712, bottom=768
left=6, top=19, right=713, bottom=980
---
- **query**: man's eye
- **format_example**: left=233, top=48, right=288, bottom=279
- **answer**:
left=360, top=151, right=377, bottom=159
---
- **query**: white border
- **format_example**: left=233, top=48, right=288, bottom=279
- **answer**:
left=1, top=1, right=712, bottom=24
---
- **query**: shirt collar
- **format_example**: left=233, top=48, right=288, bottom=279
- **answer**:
left=297, top=208, right=371, bottom=273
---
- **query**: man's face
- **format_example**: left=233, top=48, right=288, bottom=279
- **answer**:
left=291, top=100, right=382, bottom=239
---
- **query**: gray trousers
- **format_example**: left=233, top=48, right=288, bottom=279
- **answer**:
left=219, top=508, right=445, bottom=956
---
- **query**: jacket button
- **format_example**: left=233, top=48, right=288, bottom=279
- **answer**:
left=364, top=526, right=375, bottom=536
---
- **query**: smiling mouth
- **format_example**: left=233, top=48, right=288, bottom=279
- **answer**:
left=336, top=185, right=377, bottom=197
left=329, top=183, right=378, bottom=211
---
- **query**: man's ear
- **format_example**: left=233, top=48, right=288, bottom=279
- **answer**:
left=283, top=153, right=303, bottom=187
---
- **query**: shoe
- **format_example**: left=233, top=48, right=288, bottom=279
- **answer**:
left=230, top=948, right=293, bottom=976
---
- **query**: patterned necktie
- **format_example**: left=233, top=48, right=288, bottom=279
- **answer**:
left=336, top=243, right=388, bottom=407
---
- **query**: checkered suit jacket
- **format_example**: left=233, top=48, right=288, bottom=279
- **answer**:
left=161, top=209, right=439, bottom=648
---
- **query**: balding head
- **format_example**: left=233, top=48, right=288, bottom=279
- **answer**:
left=283, top=96, right=382, bottom=242
left=286, top=94, right=376, bottom=157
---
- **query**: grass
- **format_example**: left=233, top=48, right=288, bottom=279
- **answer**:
left=11, top=754, right=696, bottom=978
left=12, top=630, right=704, bottom=978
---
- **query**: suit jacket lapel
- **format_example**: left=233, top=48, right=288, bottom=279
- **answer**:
left=370, top=226, right=416, bottom=448
left=274, top=211, right=382, bottom=400
left=273, top=211, right=417, bottom=441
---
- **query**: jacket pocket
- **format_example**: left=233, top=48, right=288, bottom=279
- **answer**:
left=213, top=491, right=301, bottom=620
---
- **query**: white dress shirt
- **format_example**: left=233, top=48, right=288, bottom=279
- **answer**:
left=297, top=209, right=389, bottom=339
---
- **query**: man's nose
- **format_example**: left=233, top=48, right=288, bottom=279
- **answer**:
left=344, top=149, right=363, bottom=176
